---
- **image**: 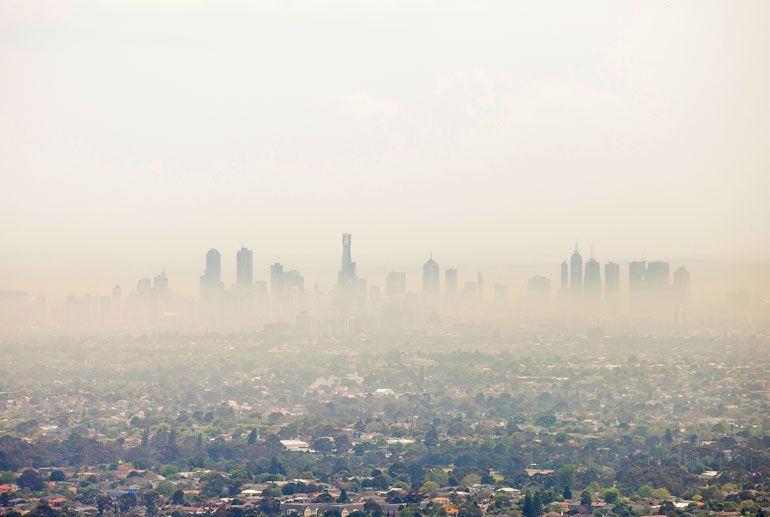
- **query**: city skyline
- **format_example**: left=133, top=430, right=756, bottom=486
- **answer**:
left=10, top=235, right=705, bottom=304
left=2, top=2, right=769, bottom=304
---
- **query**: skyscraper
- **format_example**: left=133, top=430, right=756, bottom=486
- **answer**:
left=445, top=268, right=458, bottom=295
left=386, top=272, right=406, bottom=297
left=236, top=246, right=253, bottom=291
left=200, top=248, right=223, bottom=300
left=583, top=257, right=601, bottom=298
left=604, top=262, right=620, bottom=299
left=527, top=275, right=551, bottom=302
left=570, top=243, right=583, bottom=294
left=673, top=266, right=691, bottom=303
left=560, top=261, right=568, bottom=291
left=271, top=262, right=304, bottom=301
left=629, top=261, right=647, bottom=298
left=476, top=272, right=484, bottom=300
left=422, top=254, right=440, bottom=295
left=337, top=233, right=358, bottom=304
left=270, top=262, right=284, bottom=296
left=646, top=261, right=670, bottom=288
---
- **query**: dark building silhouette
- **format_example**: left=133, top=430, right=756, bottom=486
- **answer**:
left=337, top=233, right=358, bottom=305
left=236, top=246, right=253, bottom=291
left=570, top=243, right=583, bottom=294
left=422, top=254, right=440, bottom=295
left=583, top=255, right=601, bottom=298
left=604, top=262, right=620, bottom=299
left=386, top=272, right=406, bottom=297
left=445, top=268, right=458, bottom=295
left=200, top=248, right=223, bottom=300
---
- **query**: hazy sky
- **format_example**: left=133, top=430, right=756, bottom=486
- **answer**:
left=2, top=0, right=769, bottom=301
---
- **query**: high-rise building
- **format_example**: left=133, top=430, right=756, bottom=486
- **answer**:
left=386, top=272, right=406, bottom=297
left=560, top=261, right=569, bottom=291
left=153, top=270, right=169, bottom=294
left=270, top=262, right=284, bottom=295
left=673, top=266, right=691, bottom=302
left=272, top=262, right=304, bottom=301
left=422, top=254, right=440, bottom=295
left=629, top=261, right=647, bottom=298
left=646, top=261, right=670, bottom=288
left=337, top=233, right=357, bottom=292
left=476, top=272, right=484, bottom=300
left=200, top=248, right=223, bottom=300
left=604, top=262, right=620, bottom=299
left=570, top=243, right=583, bottom=294
left=236, top=246, right=253, bottom=291
left=583, top=257, right=601, bottom=298
left=527, top=275, right=551, bottom=302
left=445, top=268, right=458, bottom=295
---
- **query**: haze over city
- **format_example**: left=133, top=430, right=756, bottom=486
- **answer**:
left=1, top=3, right=770, bottom=517
left=2, top=1, right=770, bottom=303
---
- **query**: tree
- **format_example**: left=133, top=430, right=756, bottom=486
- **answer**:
left=580, top=490, right=592, bottom=509
left=421, top=480, right=439, bottom=495
left=201, top=472, right=228, bottom=498
left=17, top=469, right=45, bottom=491
left=556, top=464, right=577, bottom=492
left=533, top=492, right=543, bottom=516
left=659, top=500, right=676, bottom=515
left=337, top=489, right=349, bottom=503
left=522, top=491, right=532, bottom=517
left=247, top=429, right=257, bottom=445
left=143, top=490, right=160, bottom=516
left=118, top=492, right=137, bottom=513
left=364, top=499, right=383, bottom=517
left=96, top=494, right=112, bottom=516
left=312, top=437, right=334, bottom=454
left=424, top=428, right=439, bottom=448
left=171, top=489, right=186, bottom=506
left=28, top=504, right=57, bottom=517
left=49, top=470, right=66, bottom=482
left=141, top=428, right=150, bottom=448
left=335, top=434, right=352, bottom=453
left=258, top=497, right=280, bottom=515
left=603, top=488, right=620, bottom=504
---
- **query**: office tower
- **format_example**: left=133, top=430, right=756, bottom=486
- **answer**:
left=527, top=275, right=551, bottom=302
left=422, top=254, right=440, bottom=295
left=560, top=261, right=568, bottom=291
left=646, top=261, right=670, bottom=288
left=583, top=257, right=601, bottom=298
left=136, top=278, right=152, bottom=294
left=270, top=262, right=284, bottom=296
left=153, top=270, right=169, bottom=295
left=570, top=243, right=583, bottom=294
left=604, top=262, right=620, bottom=298
left=337, top=233, right=357, bottom=295
left=673, top=266, right=691, bottom=302
left=445, top=268, right=458, bottom=295
left=386, top=272, right=407, bottom=297
left=629, top=261, right=647, bottom=297
left=236, top=246, right=253, bottom=291
left=271, top=263, right=304, bottom=301
left=494, top=283, right=509, bottom=305
left=462, top=281, right=477, bottom=299
left=200, top=248, right=224, bottom=300
left=477, top=272, right=484, bottom=299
